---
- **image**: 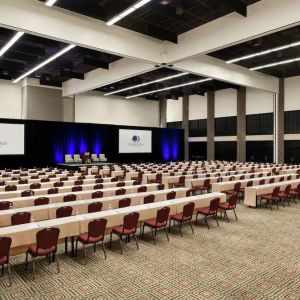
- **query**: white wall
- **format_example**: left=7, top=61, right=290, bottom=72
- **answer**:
left=0, top=80, right=22, bottom=119
left=215, top=89, right=237, bottom=117
left=75, top=91, right=159, bottom=127
left=167, top=98, right=182, bottom=122
left=285, top=76, right=300, bottom=111
left=246, top=88, right=274, bottom=115
left=189, top=94, right=207, bottom=120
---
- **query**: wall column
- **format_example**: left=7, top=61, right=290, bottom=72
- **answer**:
left=182, top=95, right=189, bottom=161
left=159, top=98, right=167, bottom=128
left=276, top=78, right=285, bottom=163
left=207, top=91, right=215, bottom=160
left=237, top=87, right=246, bottom=162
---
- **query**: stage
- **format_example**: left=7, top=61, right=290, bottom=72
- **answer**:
left=57, top=162, right=115, bottom=170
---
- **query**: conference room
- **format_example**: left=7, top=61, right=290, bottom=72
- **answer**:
left=0, top=0, right=300, bottom=299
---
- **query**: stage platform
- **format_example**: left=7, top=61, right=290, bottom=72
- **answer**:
left=57, top=162, right=115, bottom=170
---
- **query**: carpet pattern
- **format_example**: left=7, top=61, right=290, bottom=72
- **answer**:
left=1, top=202, right=300, bottom=300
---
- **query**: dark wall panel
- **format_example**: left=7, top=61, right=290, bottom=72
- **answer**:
left=246, top=113, right=273, bottom=135
left=0, top=118, right=184, bottom=168
left=246, top=141, right=273, bottom=163
left=215, top=141, right=237, bottom=161
left=167, top=121, right=182, bottom=129
left=285, top=110, right=300, bottom=134
left=189, top=119, right=207, bottom=137
left=215, top=116, right=237, bottom=136
left=284, top=140, right=300, bottom=163
left=189, top=142, right=207, bottom=160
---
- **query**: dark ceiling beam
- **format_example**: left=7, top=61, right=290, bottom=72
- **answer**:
left=83, top=57, right=109, bottom=69
left=40, top=78, right=62, bottom=88
left=60, top=70, right=84, bottom=80
left=0, top=73, right=12, bottom=80
left=4, top=51, right=38, bottom=63
left=12, top=44, right=45, bottom=56
left=222, top=0, right=247, bottom=17
left=22, top=35, right=61, bottom=48
left=0, top=60, right=25, bottom=71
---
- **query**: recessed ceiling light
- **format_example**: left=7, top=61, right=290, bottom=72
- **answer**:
left=45, top=0, right=58, bottom=7
left=249, top=56, right=300, bottom=71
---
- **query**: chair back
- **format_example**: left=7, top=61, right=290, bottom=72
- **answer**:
left=94, top=183, right=104, bottom=190
left=56, top=206, right=73, bottom=218
left=60, top=177, right=68, bottom=181
left=156, top=173, right=162, bottom=181
left=63, top=194, right=76, bottom=202
left=48, top=187, right=59, bottom=194
left=178, top=176, right=185, bottom=184
left=119, top=198, right=131, bottom=208
left=259, top=179, right=265, bottom=185
left=166, top=191, right=176, bottom=200
left=123, top=212, right=139, bottom=232
left=209, top=198, right=220, bottom=213
left=287, top=175, right=292, bottom=180
left=157, top=184, right=165, bottom=190
left=0, top=237, right=11, bottom=263
left=272, top=186, right=280, bottom=197
left=144, top=194, right=155, bottom=204
left=111, top=177, right=118, bottom=182
left=117, top=182, right=125, bottom=187
left=78, top=175, right=86, bottom=180
left=250, top=174, right=255, bottom=179
left=116, top=188, right=126, bottom=196
left=36, top=227, right=60, bottom=252
left=11, top=212, right=31, bottom=225
left=156, top=207, right=170, bottom=224
left=205, top=174, right=210, bottom=178
left=54, top=181, right=64, bottom=187
left=88, top=202, right=103, bottom=213
left=247, top=180, right=253, bottom=187
left=92, top=191, right=103, bottom=199
left=21, top=190, right=34, bottom=197
left=186, top=189, right=194, bottom=197
left=269, top=178, right=275, bottom=184
left=41, top=178, right=50, bottom=183
left=204, top=178, right=210, bottom=188
left=228, top=193, right=238, bottom=208
left=240, top=175, right=245, bottom=180
left=193, top=174, right=198, bottom=179
left=137, top=186, right=147, bottom=193
left=88, top=218, right=107, bottom=240
left=217, top=177, right=223, bottom=183
left=234, top=182, right=241, bottom=192
left=279, top=177, right=284, bottom=182
left=72, top=185, right=82, bottom=192
left=18, top=179, right=28, bottom=184
left=182, top=202, right=195, bottom=220
left=95, top=178, right=103, bottom=184
left=0, top=201, right=12, bottom=210
left=34, top=197, right=49, bottom=206
left=285, top=184, right=291, bottom=195
left=229, top=176, right=235, bottom=181
left=74, top=180, right=83, bottom=186
left=5, top=185, right=17, bottom=191
left=30, top=183, right=41, bottom=190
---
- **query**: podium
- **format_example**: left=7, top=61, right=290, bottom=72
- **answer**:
left=82, top=152, right=91, bottom=164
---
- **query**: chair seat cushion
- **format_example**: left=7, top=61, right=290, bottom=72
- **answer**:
left=78, top=233, right=103, bottom=244
left=170, top=213, right=190, bottom=221
left=112, top=226, right=135, bottom=235
left=196, top=206, right=215, bottom=215
left=0, top=256, right=8, bottom=265
left=28, top=245, right=56, bottom=256
left=277, top=192, right=286, bottom=198
left=224, top=190, right=235, bottom=195
left=261, top=194, right=274, bottom=201
left=193, top=186, right=207, bottom=190
left=289, top=191, right=298, bottom=196
left=144, top=219, right=166, bottom=228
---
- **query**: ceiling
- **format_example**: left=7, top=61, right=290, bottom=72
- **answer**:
left=0, top=27, right=121, bottom=86
left=96, top=67, right=239, bottom=100
left=38, top=0, right=260, bottom=43
left=209, top=25, right=300, bottom=78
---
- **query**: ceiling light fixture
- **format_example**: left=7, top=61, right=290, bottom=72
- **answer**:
left=226, top=41, right=300, bottom=64
left=0, top=31, right=24, bottom=58
left=126, top=78, right=213, bottom=99
left=13, top=44, right=76, bottom=83
left=250, top=56, right=300, bottom=71
left=106, top=0, right=152, bottom=26
left=45, top=0, right=58, bottom=7
left=104, top=72, right=189, bottom=96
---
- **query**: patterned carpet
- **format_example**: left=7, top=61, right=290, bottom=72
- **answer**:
left=1, top=201, right=300, bottom=300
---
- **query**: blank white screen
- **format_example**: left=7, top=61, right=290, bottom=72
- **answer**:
left=119, top=129, right=152, bottom=153
left=0, top=123, right=25, bottom=155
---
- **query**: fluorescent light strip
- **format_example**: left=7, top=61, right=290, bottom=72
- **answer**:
left=13, top=44, right=76, bottom=83
left=45, top=0, right=58, bottom=7
left=104, top=72, right=189, bottom=96
left=0, top=31, right=24, bottom=58
left=126, top=78, right=213, bottom=99
left=250, top=57, right=300, bottom=71
left=226, top=41, right=300, bottom=64
left=107, top=0, right=152, bottom=26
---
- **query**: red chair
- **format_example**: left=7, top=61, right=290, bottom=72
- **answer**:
left=117, top=182, right=126, bottom=187
left=133, top=179, right=142, bottom=185
left=192, top=179, right=210, bottom=194
left=144, top=194, right=155, bottom=204
left=21, top=190, right=34, bottom=197
left=34, top=197, right=49, bottom=206
left=260, top=186, right=280, bottom=210
left=109, top=212, right=139, bottom=254
left=196, top=198, right=220, bottom=229
left=142, top=207, right=170, bottom=244
left=116, top=188, right=126, bottom=196
left=119, top=198, right=131, bottom=208
left=173, top=176, right=185, bottom=188
left=239, top=180, right=253, bottom=198
left=54, top=182, right=64, bottom=187
left=224, top=182, right=241, bottom=197
left=137, top=186, right=147, bottom=193
left=0, top=237, right=12, bottom=286
left=60, top=176, right=68, bottom=181
left=157, top=184, right=165, bottom=190
left=94, top=183, right=104, bottom=190
left=186, top=189, right=195, bottom=197
left=95, top=178, right=104, bottom=184
left=48, top=187, right=59, bottom=194
left=169, top=202, right=195, bottom=236
left=25, top=227, right=60, bottom=280
left=41, top=178, right=50, bottom=183
left=63, top=194, right=76, bottom=202
left=278, top=184, right=291, bottom=207
left=74, top=180, right=83, bottom=186
left=18, top=179, right=28, bottom=184
left=289, top=183, right=300, bottom=204
left=92, top=191, right=104, bottom=199
left=166, top=191, right=176, bottom=200
left=259, top=179, right=265, bottom=185
left=11, top=212, right=31, bottom=225
left=217, top=177, right=223, bottom=183
left=5, top=185, right=17, bottom=191
left=279, top=177, right=285, bottom=182
left=72, top=185, right=82, bottom=192
left=76, top=218, right=107, bottom=264
left=0, top=201, right=12, bottom=210
left=30, top=183, right=41, bottom=190
left=148, top=173, right=162, bottom=184
left=218, top=193, right=238, bottom=222
left=56, top=206, right=73, bottom=218
left=287, top=175, right=292, bottom=180
left=269, top=178, right=275, bottom=184
left=88, top=202, right=103, bottom=213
